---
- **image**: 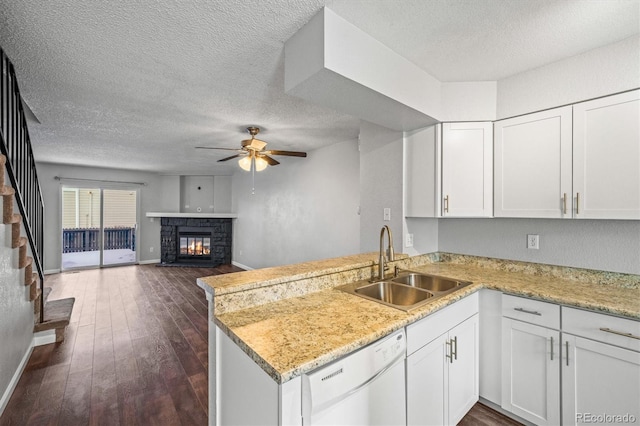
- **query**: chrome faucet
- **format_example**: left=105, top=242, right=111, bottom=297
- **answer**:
left=378, top=225, right=395, bottom=280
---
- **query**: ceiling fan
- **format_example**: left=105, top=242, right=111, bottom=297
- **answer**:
left=196, top=126, right=307, bottom=171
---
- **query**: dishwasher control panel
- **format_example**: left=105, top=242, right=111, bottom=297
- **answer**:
left=375, top=330, right=406, bottom=366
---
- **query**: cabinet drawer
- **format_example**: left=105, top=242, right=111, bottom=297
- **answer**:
left=562, top=307, right=640, bottom=352
left=406, top=292, right=478, bottom=355
left=502, top=294, right=560, bottom=329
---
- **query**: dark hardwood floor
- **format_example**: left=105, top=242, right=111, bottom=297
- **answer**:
left=0, top=264, right=241, bottom=426
left=1, top=264, right=520, bottom=425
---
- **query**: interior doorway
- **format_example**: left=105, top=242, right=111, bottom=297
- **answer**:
left=61, top=187, right=138, bottom=270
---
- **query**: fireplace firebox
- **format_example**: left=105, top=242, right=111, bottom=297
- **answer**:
left=178, top=226, right=213, bottom=262
left=160, top=217, right=232, bottom=267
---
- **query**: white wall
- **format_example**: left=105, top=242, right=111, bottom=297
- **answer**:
left=359, top=121, right=404, bottom=254
left=37, top=163, right=165, bottom=271
left=497, top=35, right=640, bottom=119
left=231, top=139, right=360, bottom=269
left=439, top=218, right=640, bottom=275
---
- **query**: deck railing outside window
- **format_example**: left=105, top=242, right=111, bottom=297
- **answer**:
left=63, top=227, right=136, bottom=253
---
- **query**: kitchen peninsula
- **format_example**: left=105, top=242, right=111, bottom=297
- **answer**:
left=197, top=252, right=640, bottom=426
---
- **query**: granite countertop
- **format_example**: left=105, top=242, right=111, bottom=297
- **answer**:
left=198, top=252, right=396, bottom=295
left=214, top=259, right=640, bottom=384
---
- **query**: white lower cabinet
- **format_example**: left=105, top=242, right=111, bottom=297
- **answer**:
left=561, top=307, right=640, bottom=426
left=501, top=318, right=560, bottom=425
left=406, top=294, right=479, bottom=426
left=501, top=294, right=561, bottom=425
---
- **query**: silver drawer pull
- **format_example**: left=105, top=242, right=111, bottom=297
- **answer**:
left=514, top=307, right=542, bottom=316
left=599, top=327, right=640, bottom=340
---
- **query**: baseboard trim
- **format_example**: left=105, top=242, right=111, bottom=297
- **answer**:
left=0, top=341, right=34, bottom=416
left=138, top=259, right=160, bottom=265
left=478, top=397, right=535, bottom=426
left=232, top=260, right=253, bottom=271
left=33, top=329, right=56, bottom=347
left=44, top=269, right=60, bottom=275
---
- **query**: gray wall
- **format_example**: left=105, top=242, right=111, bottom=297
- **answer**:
left=0, top=240, right=33, bottom=412
left=359, top=121, right=404, bottom=254
left=416, top=37, right=640, bottom=275
left=497, top=35, right=639, bottom=119
left=231, top=138, right=360, bottom=269
left=180, top=176, right=214, bottom=213
left=37, top=163, right=165, bottom=271
left=159, top=175, right=180, bottom=212
left=439, top=218, right=640, bottom=274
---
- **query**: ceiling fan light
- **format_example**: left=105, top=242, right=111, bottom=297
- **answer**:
left=255, top=156, right=268, bottom=172
left=238, top=156, right=252, bottom=171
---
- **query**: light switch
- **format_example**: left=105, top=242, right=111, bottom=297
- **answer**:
left=383, top=208, right=391, bottom=221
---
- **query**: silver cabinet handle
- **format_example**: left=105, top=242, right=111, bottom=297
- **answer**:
left=550, top=336, right=554, bottom=361
left=452, top=336, right=458, bottom=361
left=565, top=341, right=570, bottom=366
left=514, top=307, right=542, bottom=316
left=446, top=339, right=453, bottom=363
left=444, top=195, right=449, bottom=213
left=599, top=327, right=640, bottom=340
left=576, top=192, right=580, bottom=214
left=563, top=193, right=567, bottom=215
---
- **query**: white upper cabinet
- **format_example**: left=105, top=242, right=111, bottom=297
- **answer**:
left=404, top=125, right=441, bottom=218
left=573, top=90, right=640, bottom=220
left=442, top=122, right=493, bottom=217
left=494, top=106, right=573, bottom=218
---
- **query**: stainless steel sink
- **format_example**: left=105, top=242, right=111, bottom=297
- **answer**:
left=391, top=273, right=467, bottom=292
left=337, top=270, right=472, bottom=311
left=355, top=281, right=433, bottom=306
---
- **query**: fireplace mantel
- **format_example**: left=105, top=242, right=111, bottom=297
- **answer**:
left=146, top=212, right=237, bottom=218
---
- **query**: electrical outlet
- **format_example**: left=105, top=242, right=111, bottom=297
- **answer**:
left=406, top=233, right=414, bottom=247
left=383, top=208, right=391, bottom=221
left=150, top=246, right=154, bottom=253
left=527, top=234, right=539, bottom=250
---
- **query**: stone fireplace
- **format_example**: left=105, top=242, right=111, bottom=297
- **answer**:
left=160, top=217, right=232, bottom=267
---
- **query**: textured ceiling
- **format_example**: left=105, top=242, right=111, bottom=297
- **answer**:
left=0, top=0, right=638, bottom=174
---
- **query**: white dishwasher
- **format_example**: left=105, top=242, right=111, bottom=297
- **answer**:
left=301, top=329, right=406, bottom=425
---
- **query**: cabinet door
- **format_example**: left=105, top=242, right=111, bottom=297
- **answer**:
left=573, top=90, right=640, bottom=219
left=494, top=106, right=573, bottom=218
left=562, top=335, right=640, bottom=426
left=404, top=125, right=441, bottom=217
left=442, top=122, right=493, bottom=217
left=501, top=319, right=560, bottom=425
left=407, top=333, right=448, bottom=426
left=448, top=314, right=479, bottom=425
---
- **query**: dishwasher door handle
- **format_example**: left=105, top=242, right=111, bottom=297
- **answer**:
left=310, top=350, right=405, bottom=414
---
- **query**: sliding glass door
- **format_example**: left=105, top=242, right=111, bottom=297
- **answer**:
left=61, top=187, right=137, bottom=270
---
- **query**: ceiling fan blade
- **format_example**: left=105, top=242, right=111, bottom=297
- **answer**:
left=264, top=150, right=307, bottom=157
left=261, top=155, right=280, bottom=166
left=217, top=154, right=243, bottom=162
left=195, top=146, right=242, bottom=151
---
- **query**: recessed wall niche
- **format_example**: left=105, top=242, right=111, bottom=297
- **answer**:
left=180, top=176, right=214, bottom=213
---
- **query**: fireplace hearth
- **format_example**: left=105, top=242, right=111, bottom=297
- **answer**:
left=160, top=218, right=231, bottom=267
